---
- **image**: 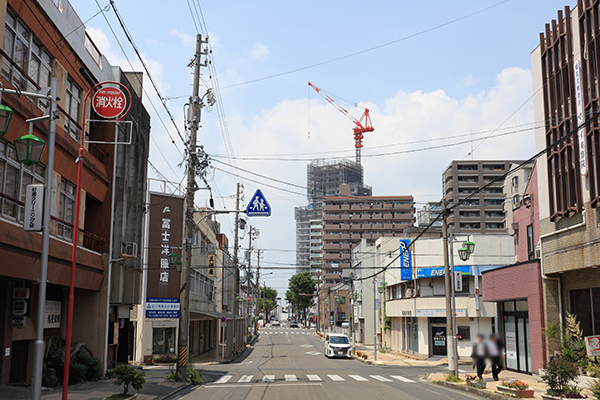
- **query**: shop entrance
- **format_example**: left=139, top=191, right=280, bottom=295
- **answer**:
left=502, top=300, right=531, bottom=373
left=431, top=326, right=447, bottom=356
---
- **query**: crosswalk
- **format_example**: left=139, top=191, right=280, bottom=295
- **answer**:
left=213, top=373, right=416, bottom=384
left=262, top=331, right=313, bottom=335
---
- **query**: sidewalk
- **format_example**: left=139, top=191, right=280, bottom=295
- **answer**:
left=0, top=366, right=190, bottom=400
left=429, top=370, right=549, bottom=399
left=348, top=343, right=473, bottom=367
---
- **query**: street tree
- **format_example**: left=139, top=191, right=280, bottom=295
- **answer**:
left=287, top=272, right=316, bottom=324
left=258, top=286, right=278, bottom=318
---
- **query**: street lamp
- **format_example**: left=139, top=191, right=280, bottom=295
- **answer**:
left=457, top=246, right=470, bottom=262
left=14, top=133, right=46, bottom=166
left=377, top=281, right=387, bottom=294
left=463, top=240, right=476, bottom=254
left=0, top=103, right=13, bottom=136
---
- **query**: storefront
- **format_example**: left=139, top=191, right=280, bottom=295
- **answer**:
left=482, top=261, right=545, bottom=374
left=501, top=300, right=532, bottom=373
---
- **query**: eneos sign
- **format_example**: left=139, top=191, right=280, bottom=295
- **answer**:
left=92, top=87, right=128, bottom=119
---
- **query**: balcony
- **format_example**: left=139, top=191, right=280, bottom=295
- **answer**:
left=0, top=192, right=105, bottom=252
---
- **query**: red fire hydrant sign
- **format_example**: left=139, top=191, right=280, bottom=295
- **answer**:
left=92, top=87, right=127, bottom=119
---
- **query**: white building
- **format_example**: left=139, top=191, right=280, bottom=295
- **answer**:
left=355, top=234, right=514, bottom=359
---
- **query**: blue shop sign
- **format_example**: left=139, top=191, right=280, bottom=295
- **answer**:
left=146, top=298, right=180, bottom=319
left=399, top=239, right=413, bottom=281
left=416, top=266, right=470, bottom=278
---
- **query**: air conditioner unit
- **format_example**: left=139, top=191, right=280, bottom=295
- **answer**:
left=535, top=246, right=541, bottom=259
left=121, top=242, right=138, bottom=258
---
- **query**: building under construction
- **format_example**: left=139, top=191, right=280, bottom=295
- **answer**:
left=307, top=159, right=372, bottom=204
left=295, top=159, right=372, bottom=274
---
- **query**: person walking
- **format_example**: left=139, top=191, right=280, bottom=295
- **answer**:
left=487, top=334, right=505, bottom=381
left=471, top=333, right=487, bottom=380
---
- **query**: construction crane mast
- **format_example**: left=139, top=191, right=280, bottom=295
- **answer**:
left=308, top=82, right=374, bottom=166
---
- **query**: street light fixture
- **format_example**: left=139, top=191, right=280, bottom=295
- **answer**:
left=168, top=252, right=178, bottom=265
left=457, top=246, right=470, bottom=262
left=14, top=133, right=46, bottom=166
left=0, top=103, right=13, bottom=136
left=377, top=281, right=387, bottom=294
left=463, top=240, right=475, bottom=254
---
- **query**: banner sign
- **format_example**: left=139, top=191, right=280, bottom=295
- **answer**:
left=416, top=265, right=470, bottom=278
left=146, top=298, right=180, bottom=319
left=24, top=184, right=43, bottom=232
left=415, top=309, right=466, bottom=317
left=399, top=239, right=413, bottom=281
left=574, top=58, right=588, bottom=176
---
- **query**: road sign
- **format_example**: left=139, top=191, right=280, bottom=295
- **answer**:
left=92, top=86, right=128, bottom=119
left=220, top=316, right=227, bottom=323
left=247, top=296, right=252, bottom=302
left=246, top=189, right=271, bottom=216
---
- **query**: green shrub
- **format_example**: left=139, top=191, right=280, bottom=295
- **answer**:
left=75, top=352, right=102, bottom=381
left=541, top=357, right=579, bottom=393
left=69, top=362, right=88, bottom=384
left=113, top=366, right=145, bottom=395
left=445, top=375, right=463, bottom=383
left=187, top=367, right=203, bottom=385
left=586, top=363, right=600, bottom=378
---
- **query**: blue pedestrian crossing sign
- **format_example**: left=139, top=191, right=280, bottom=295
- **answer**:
left=246, top=189, right=271, bottom=217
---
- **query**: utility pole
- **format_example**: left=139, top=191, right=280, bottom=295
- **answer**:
left=372, top=275, right=377, bottom=362
left=442, top=198, right=457, bottom=377
left=233, top=183, right=242, bottom=319
left=177, top=34, right=208, bottom=382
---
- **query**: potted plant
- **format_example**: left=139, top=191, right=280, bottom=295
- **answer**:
left=465, top=374, right=487, bottom=389
left=356, top=351, right=362, bottom=357
left=541, top=357, right=589, bottom=399
left=497, top=379, right=535, bottom=398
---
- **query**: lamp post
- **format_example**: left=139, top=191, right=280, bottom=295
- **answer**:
left=448, top=231, right=475, bottom=377
left=0, top=79, right=58, bottom=400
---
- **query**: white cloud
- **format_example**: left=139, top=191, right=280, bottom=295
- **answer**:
left=170, top=28, right=195, bottom=46
left=246, top=43, right=269, bottom=62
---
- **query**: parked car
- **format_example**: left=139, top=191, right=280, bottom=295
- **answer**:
left=324, top=333, right=351, bottom=358
left=290, top=320, right=298, bottom=328
left=271, top=319, right=280, bottom=327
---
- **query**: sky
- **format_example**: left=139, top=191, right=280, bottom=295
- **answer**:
left=68, top=0, right=573, bottom=298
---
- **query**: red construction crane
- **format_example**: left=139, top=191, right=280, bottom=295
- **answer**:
left=308, top=82, right=374, bottom=166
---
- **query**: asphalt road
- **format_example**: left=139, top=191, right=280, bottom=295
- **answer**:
left=170, top=323, right=480, bottom=400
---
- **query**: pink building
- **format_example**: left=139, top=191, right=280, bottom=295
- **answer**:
left=482, top=163, right=546, bottom=374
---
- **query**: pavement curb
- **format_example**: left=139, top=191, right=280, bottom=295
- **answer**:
left=435, top=380, right=508, bottom=400
left=154, top=382, right=193, bottom=400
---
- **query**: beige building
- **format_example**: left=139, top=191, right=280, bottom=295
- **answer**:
left=531, top=2, right=600, bottom=356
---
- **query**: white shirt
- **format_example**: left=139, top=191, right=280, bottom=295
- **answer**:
left=487, top=340, right=499, bottom=357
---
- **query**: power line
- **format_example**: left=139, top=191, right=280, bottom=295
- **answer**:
left=108, top=0, right=187, bottom=147
left=93, top=0, right=185, bottom=166
left=357, top=108, right=600, bottom=281
left=222, top=0, right=510, bottom=89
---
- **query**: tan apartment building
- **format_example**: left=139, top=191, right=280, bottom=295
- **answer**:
left=321, top=184, right=414, bottom=288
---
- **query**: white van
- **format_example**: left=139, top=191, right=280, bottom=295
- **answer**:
left=324, top=333, right=351, bottom=358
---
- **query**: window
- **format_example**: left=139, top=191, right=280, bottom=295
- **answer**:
left=337, top=312, right=346, bottom=321
left=152, top=328, right=175, bottom=354
left=457, top=326, right=471, bottom=340
left=460, top=223, right=480, bottom=230
left=457, top=276, right=470, bottom=294
left=526, top=224, right=534, bottom=260
left=65, top=78, right=81, bottom=141
left=486, top=222, right=505, bottom=230
left=0, top=140, right=45, bottom=222
left=3, top=10, right=52, bottom=109
left=338, top=296, right=345, bottom=304
left=56, top=178, right=76, bottom=240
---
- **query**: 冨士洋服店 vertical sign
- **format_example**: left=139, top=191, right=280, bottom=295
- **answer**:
left=160, top=210, right=171, bottom=284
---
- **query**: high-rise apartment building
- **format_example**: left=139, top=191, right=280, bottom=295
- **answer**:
left=442, top=160, right=524, bottom=235
left=321, top=184, right=414, bottom=287
left=295, top=159, right=371, bottom=274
